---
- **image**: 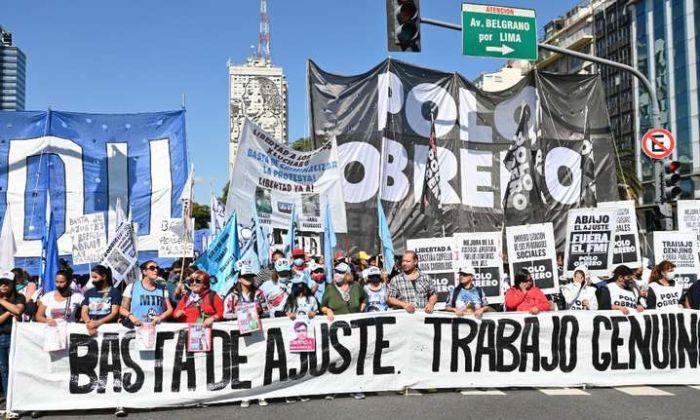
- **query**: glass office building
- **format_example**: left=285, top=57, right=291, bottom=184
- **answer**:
left=0, top=27, right=26, bottom=111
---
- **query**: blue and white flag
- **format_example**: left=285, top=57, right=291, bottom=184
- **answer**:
left=0, top=110, right=189, bottom=274
left=195, top=212, right=239, bottom=294
left=210, top=193, right=226, bottom=237
left=377, top=195, right=395, bottom=272
left=323, top=202, right=336, bottom=277
left=41, top=211, right=59, bottom=293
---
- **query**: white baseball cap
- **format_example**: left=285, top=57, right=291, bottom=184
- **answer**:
left=0, top=271, right=14, bottom=281
left=239, top=263, right=258, bottom=277
left=458, top=264, right=476, bottom=276
left=364, top=266, right=382, bottom=278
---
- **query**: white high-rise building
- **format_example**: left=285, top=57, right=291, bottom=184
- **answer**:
left=228, top=56, right=288, bottom=174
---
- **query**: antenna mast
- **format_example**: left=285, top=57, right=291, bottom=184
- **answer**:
left=257, top=0, right=271, bottom=64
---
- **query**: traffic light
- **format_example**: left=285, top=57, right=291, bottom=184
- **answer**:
left=661, top=160, right=682, bottom=202
left=386, top=0, right=421, bottom=52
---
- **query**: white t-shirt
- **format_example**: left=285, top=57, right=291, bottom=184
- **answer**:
left=39, top=290, right=85, bottom=321
left=607, top=283, right=638, bottom=309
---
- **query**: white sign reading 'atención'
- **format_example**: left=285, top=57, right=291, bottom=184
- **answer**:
left=9, top=310, right=700, bottom=412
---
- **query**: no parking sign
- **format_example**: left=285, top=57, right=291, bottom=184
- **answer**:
left=642, top=128, right=675, bottom=160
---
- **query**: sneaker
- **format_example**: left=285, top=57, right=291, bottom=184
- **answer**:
left=240, top=400, right=250, bottom=408
left=353, top=392, right=366, bottom=400
left=5, top=411, right=19, bottom=419
left=258, top=399, right=268, bottom=407
left=324, top=394, right=335, bottom=400
left=114, top=407, right=127, bottom=417
left=299, top=396, right=310, bottom=402
left=285, top=397, right=296, bottom=404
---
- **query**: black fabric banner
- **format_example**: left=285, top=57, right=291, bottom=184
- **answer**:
left=308, top=59, right=618, bottom=253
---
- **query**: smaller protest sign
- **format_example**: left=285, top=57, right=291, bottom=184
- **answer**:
left=136, top=324, right=157, bottom=351
left=187, top=324, right=212, bottom=353
left=597, top=201, right=641, bottom=268
left=158, top=218, right=194, bottom=258
left=68, top=213, right=107, bottom=265
left=676, top=200, right=700, bottom=261
left=505, top=223, right=558, bottom=294
left=563, top=208, right=616, bottom=277
left=288, top=317, right=315, bottom=353
left=236, top=303, right=261, bottom=334
left=100, top=221, right=139, bottom=285
left=406, top=237, right=457, bottom=307
left=453, top=231, right=504, bottom=303
left=42, top=321, right=67, bottom=352
left=653, top=231, right=700, bottom=290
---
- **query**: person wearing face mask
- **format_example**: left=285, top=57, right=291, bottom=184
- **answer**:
left=285, top=277, right=318, bottom=320
left=320, top=262, right=367, bottom=321
left=504, top=270, right=551, bottom=314
left=560, top=265, right=598, bottom=310
left=222, top=263, right=266, bottom=321
left=0, top=270, right=24, bottom=413
left=363, top=266, right=389, bottom=312
left=291, top=248, right=309, bottom=273
left=646, top=260, right=684, bottom=310
left=259, top=258, right=293, bottom=318
left=445, top=265, right=494, bottom=316
left=120, top=261, right=173, bottom=326
left=308, top=262, right=327, bottom=303
left=81, top=265, right=121, bottom=336
left=36, top=270, right=84, bottom=324
left=597, top=265, right=644, bottom=314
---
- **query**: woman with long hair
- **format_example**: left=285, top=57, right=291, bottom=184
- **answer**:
left=560, top=265, right=598, bottom=310
left=646, top=260, right=684, bottom=310
left=80, top=265, right=121, bottom=336
left=0, top=270, right=25, bottom=407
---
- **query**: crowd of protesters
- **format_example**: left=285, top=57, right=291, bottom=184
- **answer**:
left=0, top=247, right=699, bottom=417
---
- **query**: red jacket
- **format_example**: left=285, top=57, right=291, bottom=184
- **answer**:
left=504, top=286, right=551, bottom=312
left=175, top=290, right=224, bottom=323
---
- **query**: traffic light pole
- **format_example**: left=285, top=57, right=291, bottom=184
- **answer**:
left=419, top=17, right=671, bottom=229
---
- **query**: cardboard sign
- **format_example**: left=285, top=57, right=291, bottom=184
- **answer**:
left=453, top=231, right=504, bottom=303
left=564, top=208, right=616, bottom=277
left=505, top=223, right=558, bottom=294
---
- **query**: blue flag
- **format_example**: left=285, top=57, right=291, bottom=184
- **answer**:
left=194, top=212, right=239, bottom=294
left=284, top=204, right=297, bottom=257
left=41, top=211, right=59, bottom=293
left=377, top=196, right=395, bottom=272
left=323, top=202, right=336, bottom=278
left=252, top=203, right=270, bottom=269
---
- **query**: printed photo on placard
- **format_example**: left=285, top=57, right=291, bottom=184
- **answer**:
left=288, top=318, right=315, bottom=353
left=136, top=324, right=157, bottom=351
left=505, top=223, right=559, bottom=295
left=564, top=208, right=616, bottom=277
left=236, top=303, right=261, bottom=334
left=43, top=321, right=67, bottom=352
left=187, top=324, right=212, bottom=353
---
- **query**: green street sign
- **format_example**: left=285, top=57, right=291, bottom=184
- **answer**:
left=462, top=3, right=537, bottom=60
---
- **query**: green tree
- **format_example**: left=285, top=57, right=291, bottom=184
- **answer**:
left=290, top=136, right=314, bottom=152
left=192, top=202, right=210, bottom=230
left=220, top=182, right=229, bottom=205
left=615, top=148, right=642, bottom=200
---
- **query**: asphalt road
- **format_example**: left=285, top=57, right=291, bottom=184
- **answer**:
left=20, top=385, right=700, bottom=420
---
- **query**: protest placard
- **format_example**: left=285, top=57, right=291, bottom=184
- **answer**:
left=453, top=231, right=504, bottom=303
left=158, top=218, right=194, bottom=258
left=288, top=317, right=315, bottom=353
left=100, top=220, right=139, bottom=285
left=136, top=324, right=157, bottom=351
left=563, top=208, right=616, bottom=277
left=676, top=200, right=700, bottom=260
left=505, top=223, right=558, bottom=294
left=187, top=324, right=212, bottom=353
left=236, top=303, right=261, bottom=334
left=406, top=237, right=457, bottom=306
left=597, top=200, right=641, bottom=268
left=68, top=213, right=107, bottom=265
left=653, top=231, right=699, bottom=290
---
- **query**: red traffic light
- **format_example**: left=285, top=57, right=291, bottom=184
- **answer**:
left=664, top=160, right=681, bottom=173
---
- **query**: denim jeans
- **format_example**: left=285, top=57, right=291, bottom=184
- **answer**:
left=0, top=333, right=11, bottom=397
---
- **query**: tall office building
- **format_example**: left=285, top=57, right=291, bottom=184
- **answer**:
left=228, top=0, right=288, bottom=175
left=0, top=26, right=26, bottom=111
left=630, top=0, right=700, bottom=203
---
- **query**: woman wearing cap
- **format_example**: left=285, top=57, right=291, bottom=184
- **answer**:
left=173, top=270, right=224, bottom=325
left=646, top=260, right=684, bottom=310
left=0, top=271, right=25, bottom=402
left=308, top=262, right=327, bottom=303
left=320, top=262, right=367, bottom=321
left=259, top=258, right=293, bottom=318
left=222, top=264, right=266, bottom=322
left=364, top=266, right=389, bottom=312
left=560, top=265, right=598, bottom=310
left=504, top=270, right=551, bottom=314
left=445, top=265, right=493, bottom=317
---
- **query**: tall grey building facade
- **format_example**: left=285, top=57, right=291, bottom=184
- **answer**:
left=0, top=26, right=26, bottom=111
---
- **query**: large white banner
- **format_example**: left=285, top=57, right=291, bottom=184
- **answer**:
left=453, top=231, right=504, bottom=304
left=653, top=231, right=699, bottom=290
left=563, top=208, right=616, bottom=278
left=9, top=310, right=700, bottom=412
left=597, top=200, right=641, bottom=269
left=227, top=119, right=347, bottom=233
left=505, top=223, right=559, bottom=294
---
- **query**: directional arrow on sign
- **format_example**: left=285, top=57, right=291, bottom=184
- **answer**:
left=485, top=44, right=515, bottom=55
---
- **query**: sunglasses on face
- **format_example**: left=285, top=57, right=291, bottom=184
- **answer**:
left=146, top=266, right=159, bottom=271
left=190, top=279, right=205, bottom=285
